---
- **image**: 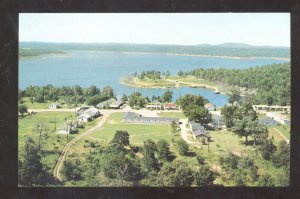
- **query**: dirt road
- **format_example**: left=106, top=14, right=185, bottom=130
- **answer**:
left=53, top=112, right=111, bottom=181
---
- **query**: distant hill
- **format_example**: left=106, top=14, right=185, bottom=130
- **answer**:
left=19, top=42, right=290, bottom=59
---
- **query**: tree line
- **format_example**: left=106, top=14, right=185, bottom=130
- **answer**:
left=19, top=84, right=115, bottom=107
left=134, top=70, right=171, bottom=80
left=126, top=90, right=173, bottom=108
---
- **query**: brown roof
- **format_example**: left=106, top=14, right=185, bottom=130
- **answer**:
left=164, top=103, right=177, bottom=108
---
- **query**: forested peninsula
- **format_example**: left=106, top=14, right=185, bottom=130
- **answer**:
left=123, top=62, right=290, bottom=106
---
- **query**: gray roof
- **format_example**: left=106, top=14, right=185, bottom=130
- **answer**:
left=258, top=116, right=277, bottom=124
left=190, top=121, right=205, bottom=131
left=96, top=98, right=116, bottom=108
left=123, top=112, right=179, bottom=122
left=110, top=100, right=124, bottom=108
left=190, top=121, right=209, bottom=137
left=193, top=129, right=210, bottom=137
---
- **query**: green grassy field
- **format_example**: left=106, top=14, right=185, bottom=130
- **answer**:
left=273, top=125, right=290, bottom=140
left=193, top=131, right=253, bottom=164
left=90, top=112, right=174, bottom=145
left=157, top=112, right=186, bottom=119
left=18, top=112, right=77, bottom=172
left=65, top=111, right=286, bottom=186
left=18, top=111, right=101, bottom=174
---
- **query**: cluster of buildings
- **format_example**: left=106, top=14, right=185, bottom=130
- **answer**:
left=76, top=106, right=101, bottom=123
left=96, top=98, right=125, bottom=109
left=57, top=106, right=101, bottom=134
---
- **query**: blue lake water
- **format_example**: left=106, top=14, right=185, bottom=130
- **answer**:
left=19, top=51, right=287, bottom=107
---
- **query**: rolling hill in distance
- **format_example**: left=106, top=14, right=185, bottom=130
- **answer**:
left=19, top=42, right=290, bottom=59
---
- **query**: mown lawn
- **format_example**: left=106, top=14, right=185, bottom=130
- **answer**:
left=273, top=125, right=290, bottom=140
left=157, top=112, right=186, bottom=119
left=268, top=128, right=286, bottom=143
left=194, top=131, right=253, bottom=164
left=90, top=112, right=174, bottom=145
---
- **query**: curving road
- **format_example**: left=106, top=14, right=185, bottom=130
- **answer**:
left=53, top=112, right=111, bottom=181
left=26, top=105, right=185, bottom=181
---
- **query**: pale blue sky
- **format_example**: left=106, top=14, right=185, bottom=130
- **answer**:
left=19, top=13, right=290, bottom=47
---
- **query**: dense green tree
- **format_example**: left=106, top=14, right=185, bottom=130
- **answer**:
left=73, top=85, right=83, bottom=95
left=158, top=161, right=194, bottom=187
left=111, top=130, right=130, bottom=146
left=271, top=141, right=290, bottom=168
left=85, top=85, right=100, bottom=96
left=35, top=93, right=44, bottom=103
left=176, top=94, right=207, bottom=110
left=246, top=120, right=268, bottom=146
left=128, top=92, right=146, bottom=108
left=228, top=88, right=242, bottom=104
left=196, top=155, right=205, bottom=165
left=183, top=105, right=212, bottom=128
left=275, top=166, right=289, bottom=186
left=219, top=153, right=239, bottom=171
left=232, top=117, right=253, bottom=144
left=221, top=105, right=238, bottom=128
left=170, top=120, right=178, bottom=133
left=194, top=165, right=216, bottom=186
left=258, top=139, right=277, bottom=160
left=18, top=104, right=28, bottom=116
left=162, top=90, right=173, bottom=102
left=177, top=139, right=189, bottom=156
left=156, top=139, right=173, bottom=161
left=102, top=145, right=142, bottom=186
left=142, top=139, right=159, bottom=172
left=19, top=137, right=46, bottom=186
left=61, top=159, right=82, bottom=181
left=258, top=174, right=274, bottom=186
left=103, top=86, right=114, bottom=98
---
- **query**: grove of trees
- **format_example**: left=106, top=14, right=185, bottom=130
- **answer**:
left=188, top=63, right=290, bottom=106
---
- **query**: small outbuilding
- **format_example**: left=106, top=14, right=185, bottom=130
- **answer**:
left=189, top=121, right=210, bottom=141
left=77, top=113, right=92, bottom=123
left=57, top=121, right=76, bottom=134
left=163, top=103, right=178, bottom=110
left=48, top=103, right=60, bottom=109
left=146, top=102, right=163, bottom=110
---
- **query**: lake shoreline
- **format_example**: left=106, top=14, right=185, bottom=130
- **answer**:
left=120, top=76, right=227, bottom=95
left=67, top=49, right=290, bottom=61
